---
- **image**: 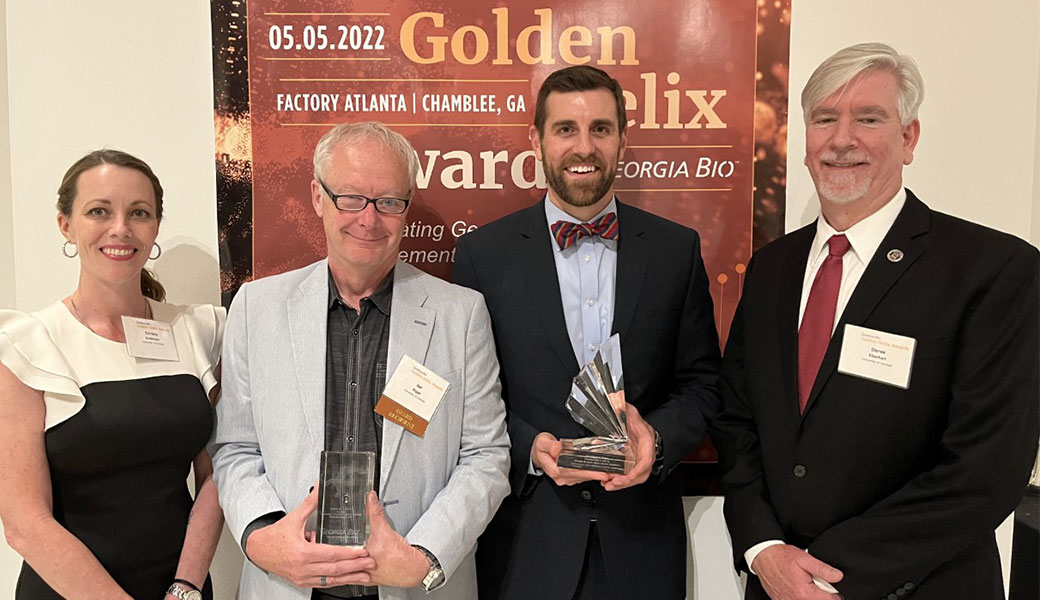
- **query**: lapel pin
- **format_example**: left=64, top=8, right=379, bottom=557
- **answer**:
left=887, top=249, right=904, bottom=263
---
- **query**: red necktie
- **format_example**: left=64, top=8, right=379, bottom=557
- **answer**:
left=550, top=212, right=619, bottom=250
left=797, top=234, right=851, bottom=413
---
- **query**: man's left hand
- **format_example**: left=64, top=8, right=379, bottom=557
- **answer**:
left=602, top=402, right=656, bottom=491
left=362, top=490, right=430, bottom=588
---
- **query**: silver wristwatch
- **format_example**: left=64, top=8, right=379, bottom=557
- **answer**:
left=166, top=583, right=202, bottom=600
left=413, top=544, right=446, bottom=592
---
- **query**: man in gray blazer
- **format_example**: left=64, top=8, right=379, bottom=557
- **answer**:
left=212, top=121, right=510, bottom=600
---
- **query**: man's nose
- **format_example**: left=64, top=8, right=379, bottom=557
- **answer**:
left=830, top=117, right=857, bottom=150
left=356, top=202, right=380, bottom=226
left=574, top=130, right=595, bottom=155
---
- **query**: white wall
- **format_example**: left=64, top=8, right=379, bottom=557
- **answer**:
left=0, top=0, right=14, bottom=310
left=0, top=0, right=21, bottom=589
left=1, top=1, right=1038, bottom=599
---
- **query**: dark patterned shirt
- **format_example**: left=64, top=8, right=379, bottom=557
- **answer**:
left=321, top=269, right=392, bottom=598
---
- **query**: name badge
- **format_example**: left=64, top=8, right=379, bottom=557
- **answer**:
left=837, top=324, right=916, bottom=389
left=375, top=355, right=450, bottom=437
left=121, top=316, right=180, bottom=361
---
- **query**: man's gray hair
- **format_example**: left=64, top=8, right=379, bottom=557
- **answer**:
left=801, top=42, right=924, bottom=126
left=312, top=121, right=420, bottom=191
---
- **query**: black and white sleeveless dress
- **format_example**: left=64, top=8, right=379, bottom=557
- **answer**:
left=0, top=300, right=224, bottom=599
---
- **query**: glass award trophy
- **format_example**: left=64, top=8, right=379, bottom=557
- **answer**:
left=317, top=450, right=376, bottom=547
left=557, top=334, right=635, bottom=474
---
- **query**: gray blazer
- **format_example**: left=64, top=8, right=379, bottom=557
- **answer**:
left=212, top=260, right=510, bottom=600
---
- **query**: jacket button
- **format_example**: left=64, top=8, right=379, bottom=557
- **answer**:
left=793, top=464, right=807, bottom=477
left=904, top=582, right=914, bottom=590
left=887, top=594, right=898, bottom=600
left=580, top=490, right=593, bottom=501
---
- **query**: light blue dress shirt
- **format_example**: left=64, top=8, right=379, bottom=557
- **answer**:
left=543, top=196, right=619, bottom=367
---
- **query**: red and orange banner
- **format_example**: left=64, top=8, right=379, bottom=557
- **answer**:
left=212, top=0, right=790, bottom=344
left=211, top=1, right=790, bottom=480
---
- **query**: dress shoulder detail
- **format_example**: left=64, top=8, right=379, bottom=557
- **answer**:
left=0, top=307, right=87, bottom=430
left=160, top=302, right=227, bottom=396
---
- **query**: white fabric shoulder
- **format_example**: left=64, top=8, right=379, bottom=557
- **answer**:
left=0, top=307, right=87, bottom=430
left=156, top=301, right=227, bottom=396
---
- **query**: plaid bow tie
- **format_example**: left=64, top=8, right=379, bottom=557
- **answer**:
left=551, top=212, right=619, bottom=250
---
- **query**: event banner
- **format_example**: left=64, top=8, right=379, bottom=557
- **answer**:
left=211, top=0, right=790, bottom=485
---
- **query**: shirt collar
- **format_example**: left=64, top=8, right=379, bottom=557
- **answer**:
left=810, top=187, right=907, bottom=268
left=327, top=268, right=394, bottom=316
left=544, top=195, right=619, bottom=252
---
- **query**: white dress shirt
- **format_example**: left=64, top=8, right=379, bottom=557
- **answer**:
left=745, top=188, right=907, bottom=591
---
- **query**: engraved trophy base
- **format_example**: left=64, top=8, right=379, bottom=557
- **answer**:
left=317, top=450, right=376, bottom=547
left=557, top=437, right=634, bottom=475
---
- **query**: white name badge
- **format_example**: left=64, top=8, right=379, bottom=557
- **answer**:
left=121, top=316, right=180, bottom=361
left=375, top=355, right=450, bottom=437
left=837, top=324, right=916, bottom=389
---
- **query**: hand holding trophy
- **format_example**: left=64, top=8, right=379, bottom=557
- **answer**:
left=557, top=334, right=636, bottom=475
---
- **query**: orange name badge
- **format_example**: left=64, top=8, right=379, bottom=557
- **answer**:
left=375, top=355, right=450, bottom=438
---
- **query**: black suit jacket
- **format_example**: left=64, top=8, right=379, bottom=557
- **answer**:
left=713, top=191, right=1040, bottom=600
left=452, top=199, right=721, bottom=600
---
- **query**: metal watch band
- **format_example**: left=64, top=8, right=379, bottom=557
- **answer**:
left=166, top=583, right=202, bottom=600
left=412, top=544, right=445, bottom=592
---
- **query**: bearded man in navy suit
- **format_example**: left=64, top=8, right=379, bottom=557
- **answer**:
left=453, top=65, right=722, bottom=600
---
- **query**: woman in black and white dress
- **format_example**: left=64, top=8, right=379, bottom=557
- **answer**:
left=0, top=150, right=224, bottom=600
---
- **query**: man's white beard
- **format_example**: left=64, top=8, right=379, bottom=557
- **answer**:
left=817, top=171, right=871, bottom=205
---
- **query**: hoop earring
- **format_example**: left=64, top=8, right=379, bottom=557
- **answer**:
left=62, top=241, right=78, bottom=258
left=149, top=243, right=162, bottom=260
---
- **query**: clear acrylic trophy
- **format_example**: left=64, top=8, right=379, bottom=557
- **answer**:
left=317, top=450, right=376, bottom=547
left=557, top=335, right=635, bottom=474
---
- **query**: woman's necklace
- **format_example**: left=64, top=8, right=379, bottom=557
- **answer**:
left=69, top=293, right=153, bottom=338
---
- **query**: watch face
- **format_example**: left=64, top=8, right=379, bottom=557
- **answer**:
left=167, top=584, right=202, bottom=600
left=423, top=566, right=445, bottom=591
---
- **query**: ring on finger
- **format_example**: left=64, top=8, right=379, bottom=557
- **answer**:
left=320, top=575, right=327, bottom=587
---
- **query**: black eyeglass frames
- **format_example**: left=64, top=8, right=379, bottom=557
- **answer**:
left=318, top=178, right=411, bottom=214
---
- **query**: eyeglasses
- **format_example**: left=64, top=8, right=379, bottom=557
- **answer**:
left=318, top=179, right=411, bottom=214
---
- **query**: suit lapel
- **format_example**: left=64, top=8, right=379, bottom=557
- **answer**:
left=380, top=261, right=435, bottom=494
left=779, top=225, right=815, bottom=424
left=518, top=201, right=581, bottom=376
left=286, top=261, right=329, bottom=450
left=613, top=203, right=649, bottom=345
left=803, top=192, right=932, bottom=415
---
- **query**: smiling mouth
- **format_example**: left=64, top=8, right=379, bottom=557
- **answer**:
left=823, top=161, right=867, bottom=168
left=821, top=153, right=870, bottom=168
left=101, top=248, right=136, bottom=257
left=345, top=231, right=387, bottom=243
left=565, top=164, right=600, bottom=175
